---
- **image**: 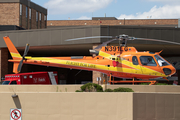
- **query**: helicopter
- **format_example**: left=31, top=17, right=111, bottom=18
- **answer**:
left=3, top=34, right=178, bottom=83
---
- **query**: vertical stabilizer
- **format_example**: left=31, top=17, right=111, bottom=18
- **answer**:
left=3, top=36, right=22, bottom=73
left=3, top=36, right=22, bottom=60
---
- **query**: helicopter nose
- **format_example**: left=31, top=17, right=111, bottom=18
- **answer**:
left=162, top=66, right=176, bottom=76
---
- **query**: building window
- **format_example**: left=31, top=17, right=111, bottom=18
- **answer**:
left=26, top=6, right=28, bottom=29
left=29, top=8, right=31, bottom=29
left=19, top=4, right=22, bottom=27
left=26, top=6, right=28, bottom=18
left=36, top=11, right=38, bottom=29
left=20, top=4, right=22, bottom=15
left=44, top=15, right=47, bottom=28
left=39, top=13, right=41, bottom=28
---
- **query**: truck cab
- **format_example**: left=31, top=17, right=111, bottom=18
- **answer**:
left=2, top=80, right=18, bottom=85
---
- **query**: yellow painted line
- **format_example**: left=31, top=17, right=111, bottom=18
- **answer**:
left=99, top=51, right=112, bottom=59
left=10, top=52, right=21, bottom=58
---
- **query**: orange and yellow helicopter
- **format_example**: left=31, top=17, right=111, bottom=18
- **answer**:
left=3, top=34, right=178, bottom=84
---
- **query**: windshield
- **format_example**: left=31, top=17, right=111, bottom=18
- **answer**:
left=140, top=56, right=157, bottom=66
left=2, top=81, right=10, bottom=85
left=154, top=55, right=170, bottom=66
left=10, top=81, right=17, bottom=85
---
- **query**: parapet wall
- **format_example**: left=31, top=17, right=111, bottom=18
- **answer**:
left=0, top=85, right=180, bottom=120
left=1, top=91, right=180, bottom=120
left=133, top=93, right=180, bottom=120
left=107, top=85, right=180, bottom=93
left=0, top=85, right=180, bottom=93
left=47, top=19, right=178, bottom=26
left=0, top=92, right=133, bottom=120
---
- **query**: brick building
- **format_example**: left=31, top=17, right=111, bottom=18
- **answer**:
left=0, top=0, right=47, bottom=29
left=47, top=17, right=178, bottom=27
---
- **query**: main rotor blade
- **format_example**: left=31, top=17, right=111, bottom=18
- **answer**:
left=17, top=59, right=23, bottom=73
left=94, top=38, right=117, bottom=49
left=23, top=44, right=29, bottom=57
left=135, top=38, right=180, bottom=45
left=65, top=36, right=113, bottom=41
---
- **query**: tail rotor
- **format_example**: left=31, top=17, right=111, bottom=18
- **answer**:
left=17, top=44, right=30, bottom=73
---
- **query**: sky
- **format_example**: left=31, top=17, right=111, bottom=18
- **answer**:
left=31, top=0, right=180, bottom=20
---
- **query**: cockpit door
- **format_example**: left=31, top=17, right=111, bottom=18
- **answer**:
left=140, top=56, right=162, bottom=77
left=131, top=56, right=142, bottom=75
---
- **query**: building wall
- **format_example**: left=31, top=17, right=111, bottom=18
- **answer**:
left=0, top=48, right=8, bottom=80
left=31, top=7, right=37, bottom=29
left=0, top=2, right=47, bottom=29
left=133, top=93, right=180, bottom=120
left=0, top=89, right=180, bottom=120
left=0, top=3, right=19, bottom=26
left=29, top=9, right=46, bottom=29
left=21, top=5, right=46, bottom=29
left=0, top=85, right=180, bottom=93
left=47, top=19, right=178, bottom=26
left=21, top=4, right=26, bottom=29
left=41, top=13, right=44, bottom=28
left=107, top=85, right=180, bottom=93
left=0, top=92, right=133, bottom=120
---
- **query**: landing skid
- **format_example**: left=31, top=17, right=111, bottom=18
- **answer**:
left=108, top=75, right=156, bottom=85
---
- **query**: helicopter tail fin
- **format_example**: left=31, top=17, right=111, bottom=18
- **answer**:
left=3, top=36, right=22, bottom=60
left=3, top=36, right=21, bottom=73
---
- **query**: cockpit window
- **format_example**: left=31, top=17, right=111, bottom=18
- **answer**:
left=140, top=56, right=157, bottom=66
left=132, top=56, right=139, bottom=65
left=154, top=55, right=170, bottom=66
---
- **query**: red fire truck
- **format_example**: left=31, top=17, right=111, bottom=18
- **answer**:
left=2, top=71, right=58, bottom=85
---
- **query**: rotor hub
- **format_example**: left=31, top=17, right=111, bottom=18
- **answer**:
left=119, top=34, right=129, bottom=40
